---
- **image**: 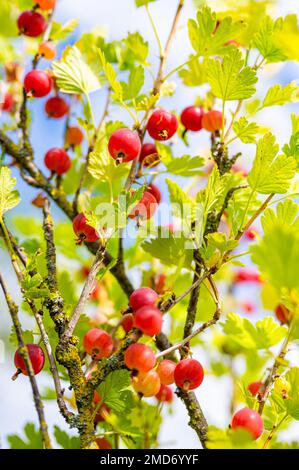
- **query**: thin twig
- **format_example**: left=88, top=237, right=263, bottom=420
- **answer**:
left=0, top=273, right=52, bottom=449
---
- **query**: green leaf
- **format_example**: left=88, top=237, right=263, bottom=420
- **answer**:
left=141, top=230, right=193, bottom=269
left=232, top=117, right=259, bottom=144
left=262, top=82, right=299, bottom=108
left=165, top=154, right=205, bottom=177
left=248, top=133, right=296, bottom=194
left=9, top=328, right=34, bottom=347
left=285, top=368, right=299, bottom=420
left=121, top=66, right=144, bottom=100
left=98, top=49, right=123, bottom=99
left=205, top=48, right=257, bottom=101
left=222, top=313, right=287, bottom=350
left=206, top=426, right=257, bottom=449
left=135, top=0, right=156, bottom=6
left=88, top=134, right=129, bottom=182
left=7, top=423, right=42, bottom=449
left=51, top=19, right=79, bottom=41
left=253, top=16, right=286, bottom=63
left=188, top=6, right=245, bottom=57
left=179, top=56, right=206, bottom=87
left=123, top=32, right=149, bottom=64
left=0, top=166, right=20, bottom=217
left=54, top=426, right=80, bottom=449
left=97, top=370, right=134, bottom=413
left=52, top=46, right=102, bottom=94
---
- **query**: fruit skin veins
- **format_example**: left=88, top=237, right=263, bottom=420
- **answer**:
left=275, top=304, right=291, bottom=325
left=14, top=344, right=45, bottom=375
left=24, top=70, right=52, bottom=98
left=202, top=110, right=223, bottom=132
left=72, top=213, right=100, bottom=244
left=45, top=96, right=69, bottom=119
left=134, top=305, right=163, bottom=337
left=132, top=370, right=161, bottom=397
left=247, top=381, right=263, bottom=397
left=124, top=343, right=156, bottom=372
left=128, top=191, right=158, bottom=221
left=36, top=0, right=56, bottom=10
left=129, top=287, right=158, bottom=311
left=146, top=109, right=178, bottom=141
left=0, top=92, right=13, bottom=112
left=108, top=128, right=141, bottom=163
left=66, top=126, right=84, bottom=146
left=83, top=328, right=114, bottom=360
left=139, top=143, right=159, bottom=167
left=231, top=407, right=264, bottom=440
left=17, top=11, right=47, bottom=37
left=147, top=184, right=161, bottom=204
left=181, top=106, right=203, bottom=131
left=174, top=358, right=204, bottom=391
left=38, top=41, right=57, bottom=60
left=44, top=147, right=71, bottom=175
left=156, top=384, right=173, bottom=402
left=157, top=359, right=176, bottom=385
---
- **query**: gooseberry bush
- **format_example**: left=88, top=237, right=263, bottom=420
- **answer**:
left=1, top=0, right=299, bottom=451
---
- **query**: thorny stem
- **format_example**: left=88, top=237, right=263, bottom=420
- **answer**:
left=0, top=273, right=52, bottom=449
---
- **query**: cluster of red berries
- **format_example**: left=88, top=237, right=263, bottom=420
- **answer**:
left=124, top=342, right=204, bottom=400
left=180, top=106, right=223, bottom=134
left=128, top=287, right=162, bottom=336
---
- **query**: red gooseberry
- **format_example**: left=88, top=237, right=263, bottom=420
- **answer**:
left=147, top=109, right=178, bottom=141
left=24, top=70, right=52, bottom=98
left=72, top=213, right=100, bottom=244
left=14, top=344, right=45, bottom=375
left=17, top=11, right=46, bottom=37
left=0, top=92, right=14, bottom=112
left=231, top=407, right=264, bottom=440
left=36, top=0, right=56, bottom=10
left=233, top=269, right=261, bottom=284
left=121, top=314, right=134, bottom=333
left=157, top=359, right=176, bottom=385
left=156, top=384, right=173, bottom=402
left=83, top=328, right=113, bottom=360
left=132, top=370, right=161, bottom=397
left=38, top=41, right=57, bottom=60
left=44, top=147, right=71, bottom=175
left=247, top=381, right=263, bottom=397
left=139, top=143, right=159, bottom=167
left=66, top=126, right=84, bottom=147
left=202, top=110, right=223, bottom=132
left=147, top=184, right=161, bottom=204
left=275, top=304, right=292, bottom=325
left=128, top=191, right=158, bottom=221
left=129, top=287, right=158, bottom=311
left=108, top=128, right=141, bottom=163
left=180, top=106, right=204, bottom=131
left=134, top=305, right=163, bottom=337
left=124, top=343, right=156, bottom=373
left=45, top=96, right=69, bottom=119
left=174, top=358, right=204, bottom=391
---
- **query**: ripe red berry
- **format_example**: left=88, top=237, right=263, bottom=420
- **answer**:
left=132, top=370, right=161, bottom=397
left=233, top=269, right=261, bottom=284
left=24, top=70, right=52, bottom=98
left=139, top=143, right=159, bottom=167
left=157, top=359, right=176, bottom=385
left=202, top=110, right=223, bottom=132
left=38, top=41, right=57, bottom=60
left=129, top=287, right=158, bottom=311
left=14, top=344, right=45, bottom=375
left=128, top=191, right=158, bottom=221
left=124, top=343, right=156, bottom=372
left=66, top=126, right=84, bottom=147
left=156, top=384, right=173, bottom=402
left=45, top=96, right=69, bottom=119
left=72, top=213, right=100, bottom=244
left=134, top=305, right=163, bottom=336
left=35, top=0, right=56, bottom=10
left=121, top=314, right=134, bottom=333
left=44, top=148, right=71, bottom=175
left=147, top=184, right=161, bottom=204
left=181, top=106, right=204, bottom=131
left=17, top=11, right=47, bottom=37
left=108, top=128, right=141, bottom=163
left=83, top=328, right=113, bottom=360
left=245, top=228, right=257, bottom=241
left=231, top=407, right=263, bottom=440
left=0, top=92, right=14, bottom=112
left=90, top=281, right=101, bottom=301
left=174, top=358, right=204, bottom=391
left=275, top=304, right=291, bottom=325
left=147, top=109, right=178, bottom=141
left=95, top=437, right=112, bottom=449
left=247, top=381, right=263, bottom=397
